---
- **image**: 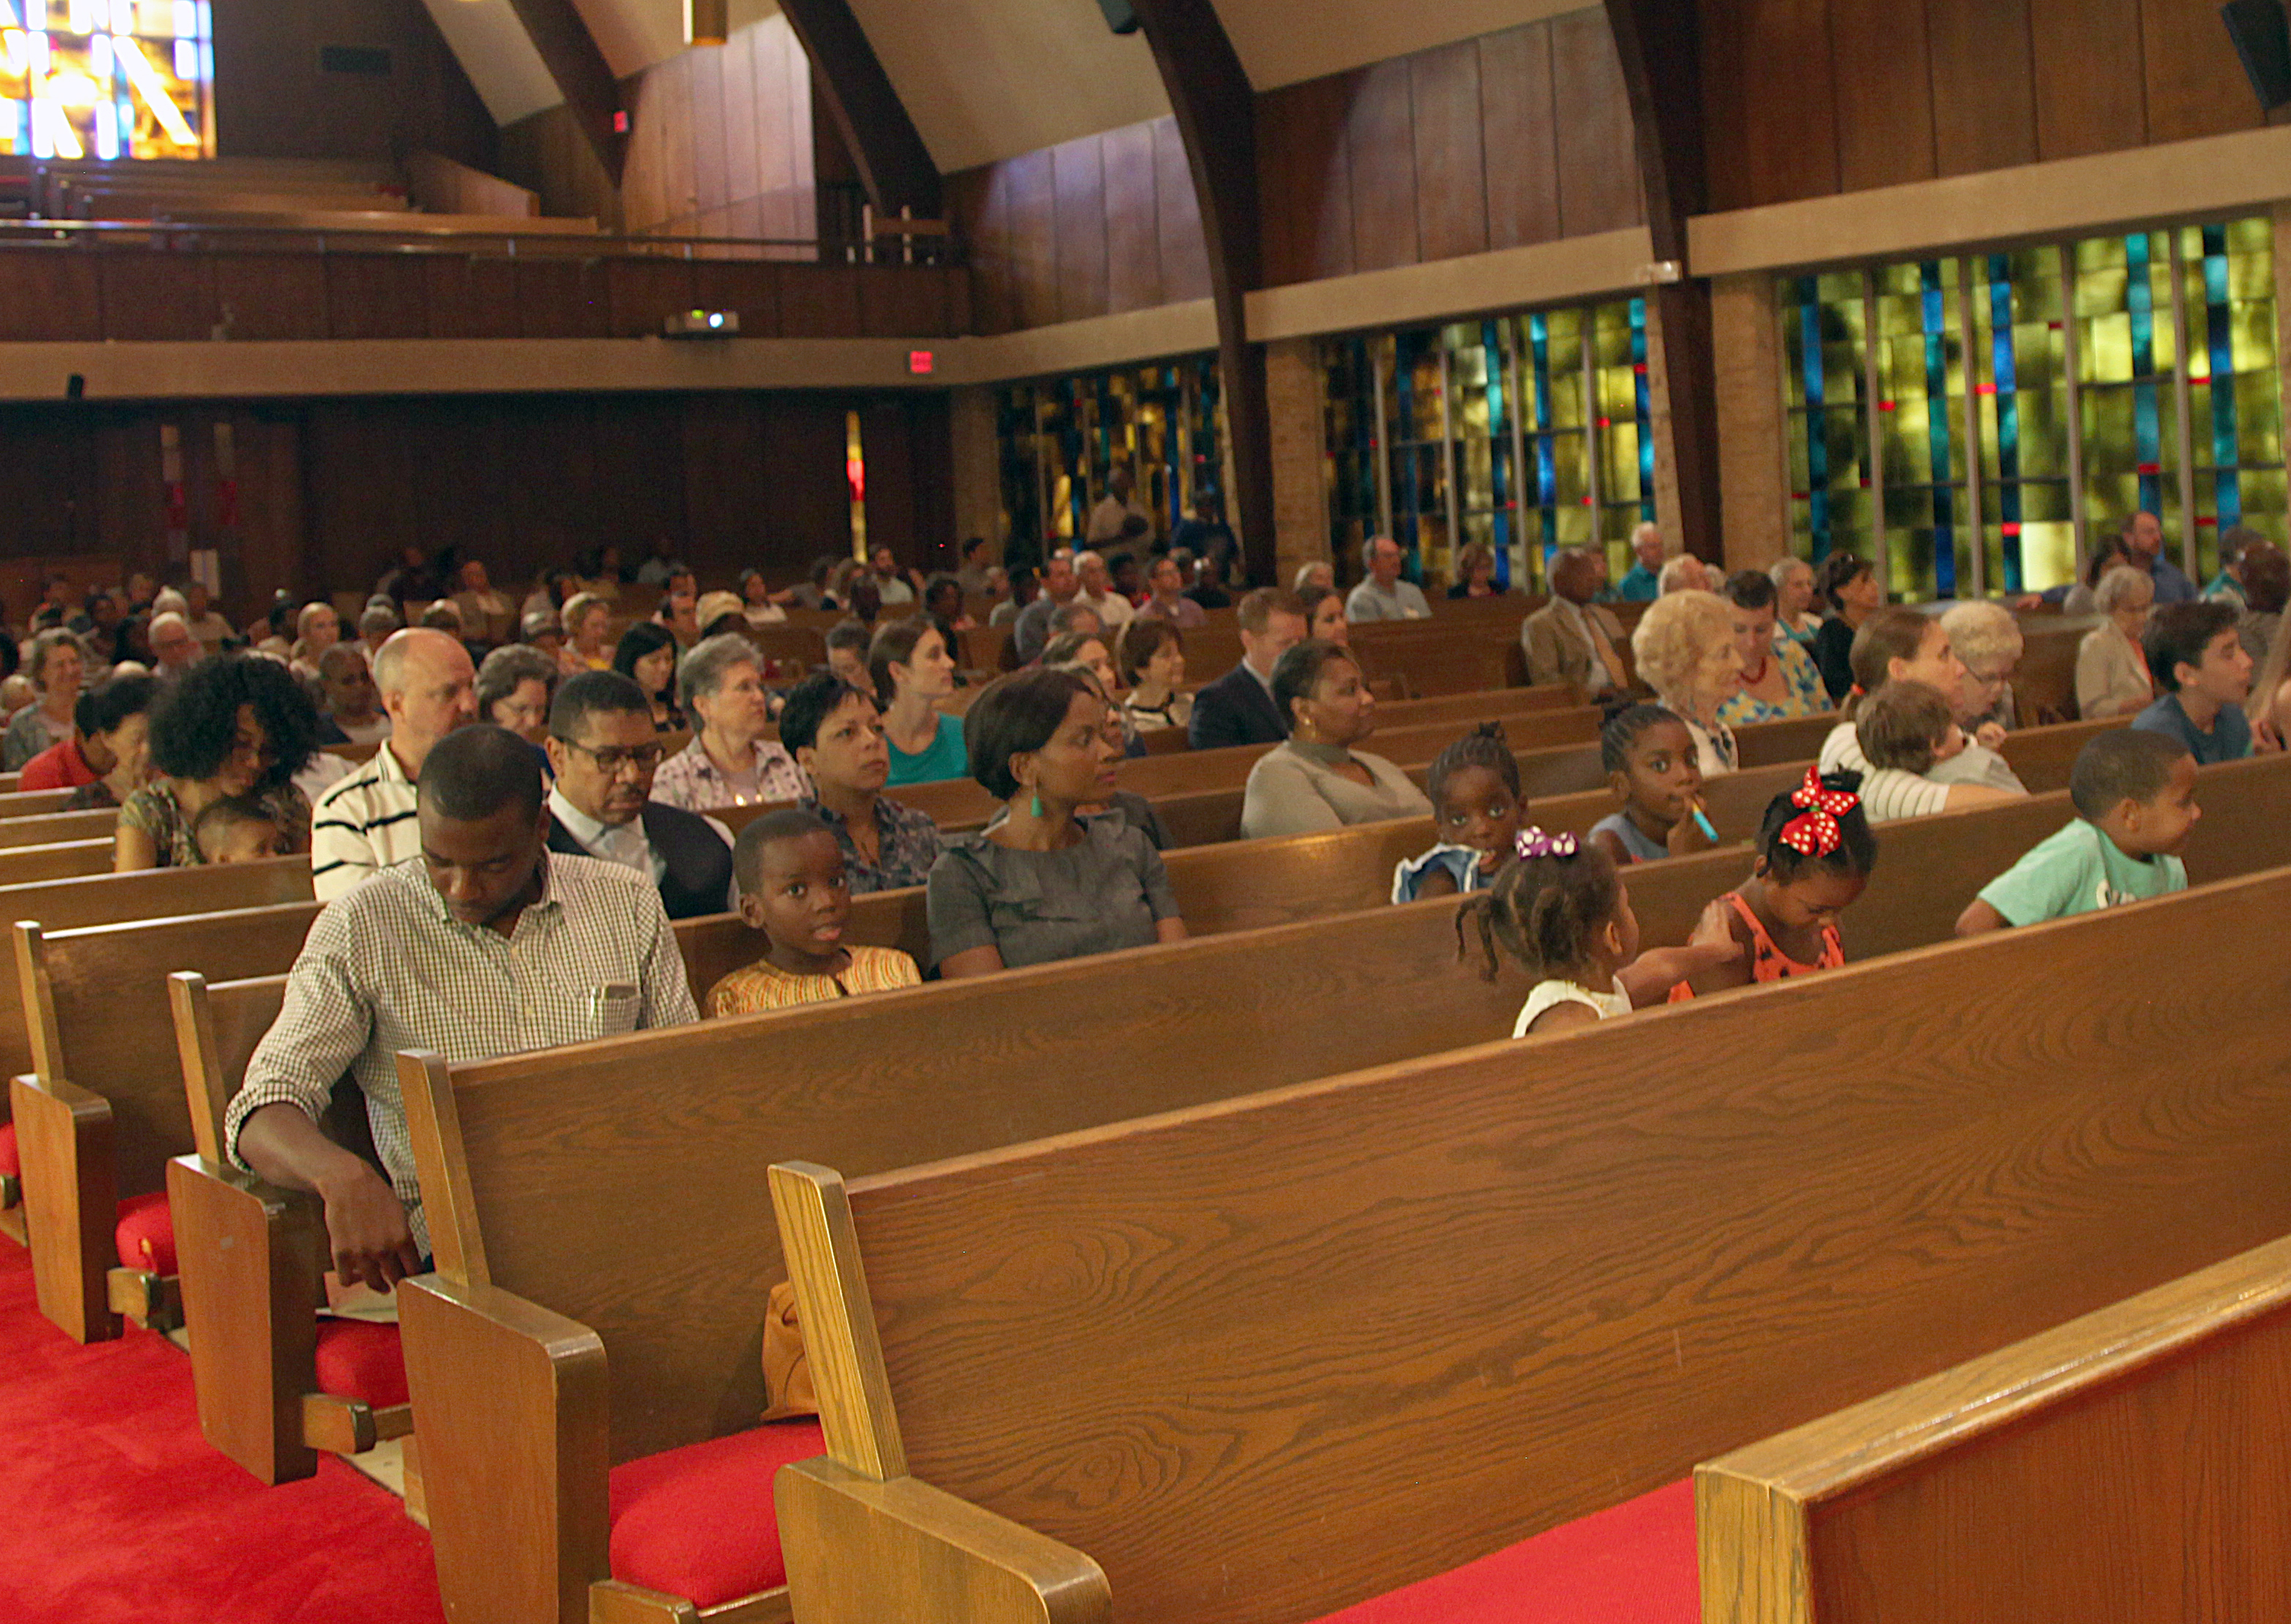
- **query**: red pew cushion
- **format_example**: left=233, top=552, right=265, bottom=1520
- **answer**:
left=313, top=1319, right=410, bottom=1411
left=113, top=1191, right=174, bottom=1275
left=1311, top=1479, right=1697, bottom=1624
left=607, top=1419, right=828, bottom=1609
left=0, top=1120, right=17, bottom=1181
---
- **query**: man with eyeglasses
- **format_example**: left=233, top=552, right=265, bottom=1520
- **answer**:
left=312, top=628, right=480, bottom=901
left=543, top=670, right=737, bottom=919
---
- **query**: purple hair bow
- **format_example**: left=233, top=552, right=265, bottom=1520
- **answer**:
left=1514, top=826, right=1578, bottom=861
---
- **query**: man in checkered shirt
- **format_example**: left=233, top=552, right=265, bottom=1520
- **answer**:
left=228, top=724, right=698, bottom=1290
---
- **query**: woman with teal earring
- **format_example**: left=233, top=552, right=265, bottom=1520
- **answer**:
left=925, top=667, right=1190, bottom=978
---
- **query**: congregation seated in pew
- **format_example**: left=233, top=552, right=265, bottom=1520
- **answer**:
left=926, top=667, right=1187, bottom=977
left=778, top=671, right=943, bottom=892
left=227, top=725, right=696, bottom=1289
left=1957, top=727, right=2195, bottom=936
left=310, top=628, right=479, bottom=898
left=1115, top=615, right=1191, bottom=733
left=1241, top=639, right=1432, bottom=839
left=869, top=617, right=969, bottom=788
left=1188, top=586, right=1305, bottom=750
left=2133, top=600, right=2265, bottom=763
left=1630, top=589, right=1744, bottom=777
left=651, top=632, right=805, bottom=809
left=707, top=809, right=921, bottom=1015
left=20, top=671, right=156, bottom=809
left=544, top=671, right=737, bottom=920
left=1586, top=704, right=1721, bottom=867
left=1391, top=723, right=1525, bottom=901
left=1819, top=607, right=2027, bottom=819
left=120, top=654, right=319, bottom=872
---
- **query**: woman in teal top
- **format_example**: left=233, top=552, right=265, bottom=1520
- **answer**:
left=871, top=616, right=970, bottom=785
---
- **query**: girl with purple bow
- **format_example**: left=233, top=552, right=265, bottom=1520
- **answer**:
left=1457, top=827, right=1746, bottom=1037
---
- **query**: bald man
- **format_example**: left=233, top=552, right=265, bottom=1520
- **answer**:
left=310, top=627, right=478, bottom=899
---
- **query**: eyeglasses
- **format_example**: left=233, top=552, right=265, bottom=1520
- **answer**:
left=556, top=738, right=666, bottom=773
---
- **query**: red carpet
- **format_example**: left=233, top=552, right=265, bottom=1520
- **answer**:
left=0, top=1242, right=445, bottom=1624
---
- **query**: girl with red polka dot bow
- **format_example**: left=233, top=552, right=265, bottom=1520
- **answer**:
left=1670, top=768, right=1878, bottom=999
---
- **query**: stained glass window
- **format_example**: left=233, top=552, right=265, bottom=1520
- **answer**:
left=1779, top=216, right=2283, bottom=601
left=994, top=355, right=1225, bottom=570
left=0, top=0, right=214, bottom=161
left=1318, top=296, right=1650, bottom=591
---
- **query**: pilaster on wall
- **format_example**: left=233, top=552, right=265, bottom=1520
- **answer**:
left=1640, top=290, right=1681, bottom=554
left=948, top=385, right=1002, bottom=558
left=1710, top=271, right=1790, bottom=572
left=1264, top=336, right=1328, bottom=585
left=2275, top=204, right=2291, bottom=472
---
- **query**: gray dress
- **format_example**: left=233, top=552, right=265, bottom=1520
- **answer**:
left=1239, top=740, right=1433, bottom=840
left=926, top=815, right=1181, bottom=970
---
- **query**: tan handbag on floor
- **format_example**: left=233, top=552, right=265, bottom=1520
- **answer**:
left=761, top=1279, right=817, bottom=1420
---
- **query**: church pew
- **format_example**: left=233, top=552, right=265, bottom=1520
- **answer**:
left=767, top=863, right=2291, bottom=1624
left=0, top=856, right=313, bottom=1084
left=0, top=807, right=116, bottom=848
left=9, top=903, right=321, bottom=1342
left=1698, top=1233, right=2291, bottom=1624
left=163, top=971, right=415, bottom=1488
left=390, top=755, right=2291, bottom=1624
left=0, top=773, right=18, bottom=793
left=2008, top=615, right=2100, bottom=726
left=0, top=788, right=72, bottom=819
left=0, top=839, right=113, bottom=886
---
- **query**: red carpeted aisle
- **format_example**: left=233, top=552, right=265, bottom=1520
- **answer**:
left=0, top=1242, right=445, bottom=1624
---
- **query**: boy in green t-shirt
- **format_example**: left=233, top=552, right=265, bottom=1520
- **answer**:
left=1955, top=729, right=2197, bottom=934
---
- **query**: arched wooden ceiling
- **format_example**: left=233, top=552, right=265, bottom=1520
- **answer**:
left=426, top=0, right=1600, bottom=171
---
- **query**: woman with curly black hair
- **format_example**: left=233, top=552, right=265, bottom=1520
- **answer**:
left=115, top=654, right=321, bottom=870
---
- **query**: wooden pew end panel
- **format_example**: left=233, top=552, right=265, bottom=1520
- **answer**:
left=166, top=1153, right=329, bottom=1483
left=776, top=1458, right=1110, bottom=1624
left=399, top=1274, right=613, bottom=1624
left=105, top=1262, right=181, bottom=1333
left=10, top=1069, right=118, bottom=1343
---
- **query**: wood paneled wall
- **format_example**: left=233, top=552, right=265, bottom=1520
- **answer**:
left=945, top=116, right=1213, bottom=335
left=1701, top=0, right=2273, bottom=211
left=0, top=393, right=952, bottom=617
left=1253, top=13, right=1643, bottom=288
left=499, top=15, right=818, bottom=243
left=211, top=0, right=496, bottom=172
left=0, top=250, right=967, bottom=343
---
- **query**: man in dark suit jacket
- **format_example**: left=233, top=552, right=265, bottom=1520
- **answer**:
left=543, top=671, right=736, bottom=920
left=1189, top=588, right=1310, bottom=751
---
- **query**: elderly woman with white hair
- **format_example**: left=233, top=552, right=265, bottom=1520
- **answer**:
left=1630, top=590, right=1744, bottom=776
left=1938, top=600, right=2025, bottom=740
left=651, top=632, right=807, bottom=811
left=2074, top=566, right=2157, bottom=720
left=1657, top=554, right=1713, bottom=596
left=1768, top=556, right=1823, bottom=644
left=3, top=628, right=86, bottom=769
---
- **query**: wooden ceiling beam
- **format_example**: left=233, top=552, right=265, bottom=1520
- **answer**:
left=1128, top=0, right=1276, bottom=585
left=776, top=0, right=943, bottom=220
left=503, top=0, right=629, bottom=183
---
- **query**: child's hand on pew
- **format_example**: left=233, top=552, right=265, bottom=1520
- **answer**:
left=1614, top=899, right=1746, bottom=1007
left=1975, top=720, right=2008, bottom=752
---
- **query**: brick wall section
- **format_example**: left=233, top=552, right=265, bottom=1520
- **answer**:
left=1265, top=336, right=1330, bottom=585
left=1710, top=272, right=1791, bottom=572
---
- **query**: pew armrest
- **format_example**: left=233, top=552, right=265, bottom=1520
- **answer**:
left=399, top=1274, right=611, bottom=1624
left=9, top=1070, right=118, bottom=1343
left=775, top=1456, right=1110, bottom=1624
left=166, top=1153, right=327, bottom=1485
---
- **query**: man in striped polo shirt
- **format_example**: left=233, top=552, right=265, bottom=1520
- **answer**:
left=310, top=627, right=477, bottom=900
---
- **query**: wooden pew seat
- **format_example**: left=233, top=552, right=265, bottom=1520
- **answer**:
left=767, top=863, right=2291, bottom=1624
left=1700, top=1234, right=2291, bottom=1623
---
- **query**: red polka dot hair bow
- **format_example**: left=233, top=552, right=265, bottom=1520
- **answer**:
left=1776, top=767, right=1860, bottom=857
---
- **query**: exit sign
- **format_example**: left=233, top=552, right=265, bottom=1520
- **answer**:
left=908, top=350, right=935, bottom=375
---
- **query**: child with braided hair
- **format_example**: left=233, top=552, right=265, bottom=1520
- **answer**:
left=1458, top=828, right=1745, bottom=1036
left=1668, top=767, right=1876, bottom=999
left=1392, top=722, right=1527, bottom=901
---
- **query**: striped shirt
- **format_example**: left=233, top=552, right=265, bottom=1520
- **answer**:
left=225, top=854, right=698, bottom=1258
left=310, top=742, right=421, bottom=901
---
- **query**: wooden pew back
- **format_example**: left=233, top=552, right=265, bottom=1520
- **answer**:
left=0, top=839, right=118, bottom=886
left=0, top=857, right=312, bottom=1083
left=14, top=902, right=321, bottom=1198
left=0, top=788, right=72, bottom=818
left=1700, top=1234, right=2291, bottom=1624
left=0, top=807, right=116, bottom=848
left=409, top=754, right=2291, bottom=1477
left=778, top=865, right=2291, bottom=1624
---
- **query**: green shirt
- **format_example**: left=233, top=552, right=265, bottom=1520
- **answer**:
left=1977, top=818, right=2187, bottom=926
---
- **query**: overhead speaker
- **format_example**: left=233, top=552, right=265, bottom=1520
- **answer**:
left=1097, top=0, right=1140, bottom=34
left=2223, top=0, right=2291, bottom=109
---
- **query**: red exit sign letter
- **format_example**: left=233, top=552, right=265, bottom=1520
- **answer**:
left=908, top=350, right=935, bottom=375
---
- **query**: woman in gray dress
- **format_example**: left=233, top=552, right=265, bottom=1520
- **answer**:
left=926, top=668, right=1189, bottom=977
left=1240, top=639, right=1433, bottom=839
